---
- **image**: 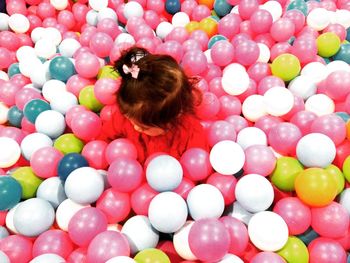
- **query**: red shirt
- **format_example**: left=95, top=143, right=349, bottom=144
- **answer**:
left=98, top=104, right=209, bottom=164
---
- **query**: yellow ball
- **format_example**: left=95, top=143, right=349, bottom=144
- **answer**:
left=79, top=85, right=104, bottom=112
left=271, top=53, right=301, bottom=82
left=199, top=17, right=218, bottom=38
left=278, top=236, right=309, bottom=263
left=97, top=65, right=120, bottom=80
left=11, top=167, right=43, bottom=199
left=54, top=133, right=84, bottom=155
left=316, top=32, right=341, bottom=58
left=185, top=21, right=200, bottom=33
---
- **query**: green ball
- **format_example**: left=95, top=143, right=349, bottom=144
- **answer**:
left=270, top=157, right=304, bottom=191
left=317, top=32, right=341, bottom=58
left=134, top=248, right=171, bottom=263
left=342, top=156, right=350, bottom=183
left=49, top=56, right=76, bottom=82
left=277, top=236, right=309, bottom=263
left=286, top=0, right=308, bottom=16
left=7, top=105, right=23, bottom=128
left=54, top=133, right=84, bottom=155
left=271, top=54, right=301, bottom=82
left=23, top=99, right=51, bottom=124
left=325, top=164, right=345, bottom=195
left=79, top=85, right=103, bottom=112
left=11, top=167, right=43, bottom=199
left=0, top=176, right=22, bottom=211
left=8, top=63, right=20, bottom=77
left=97, top=65, right=120, bottom=80
left=333, top=44, right=350, bottom=64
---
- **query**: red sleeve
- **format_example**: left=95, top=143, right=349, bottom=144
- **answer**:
left=98, top=104, right=126, bottom=142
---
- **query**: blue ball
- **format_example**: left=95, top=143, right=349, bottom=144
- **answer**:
left=335, top=112, right=350, bottom=123
left=23, top=99, right=51, bottom=124
left=208, top=35, right=227, bottom=49
left=214, top=0, right=233, bottom=17
left=333, top=44, right=350, bottom=64
left=58, top=153, right=89, bottom=182
left=7, top=106, right=23, bottom=128
left=8, top=63, right=20, bottom=78
left=297, top=228, right=319, bottom=246
left=0, top=176, right=22, bottom=211
left=347, top=27, right=350, bottom=42
left=165, top=0, right=181, bottom=15
left=286, top=0, right=308, bottom=16
left=49, top=56, right=76, bottom=82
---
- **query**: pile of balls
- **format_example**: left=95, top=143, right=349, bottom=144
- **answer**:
left=0, top=0, right=350, bottom=262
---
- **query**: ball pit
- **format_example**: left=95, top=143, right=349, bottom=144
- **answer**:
left=0, top=0, right=350, bottom=262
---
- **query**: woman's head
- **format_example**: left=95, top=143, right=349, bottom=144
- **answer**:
left=114, top=46, right=198, bottom=133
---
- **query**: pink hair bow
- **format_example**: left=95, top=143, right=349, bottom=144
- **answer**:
left=122, top=64, right=140, bottom=79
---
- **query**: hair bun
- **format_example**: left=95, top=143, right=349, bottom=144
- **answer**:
left=114, top=46, right=149, bottom=77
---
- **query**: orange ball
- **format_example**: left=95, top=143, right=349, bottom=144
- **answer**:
left=185, top=21, right=200, bottom=34
left=199, top=0, right=215, bottom=9
left=295, top=168, right=338, bottom=207
left=199, top=17, right=218, bottom=38
left=346, top=120, right=350, bottom=140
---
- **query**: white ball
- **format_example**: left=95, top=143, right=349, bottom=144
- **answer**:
left=334, top=9, right=350, bottom=29
left=236, top=127, right=267, bottom=150
left=307, top=8, right=331, bottom=31
left=187, top=184, right=225, bottom=220
left=56, top=199, right=90, bottom=231
left=13, top=198, right=55, bottom=237
left=58, top=38, right=81, bottom=58
left=124, top=1, right=144, bottom=20
left=173, top=221, right=197, bottom=260
left=210, top=140, right=245, bottom=175
left=0, top=70, right=9, bottom=81
left=339, top=189, right=350, bottom=216
left=0, top=137, right=21, bottom=168
left=301, top=62, right=327, bottom=84
left=296, top=133, right=336, bottom=168
left=89, top=0, right=108, bottom=11
left=242, top=94, right=267, bottom=122
left=257, top=43, right=270, bottom=63
left=225, top=201, right=253, bottom=225
left=230, top=5, right=239, bottom=14
left=19, top=57, right=43, bottom=78
left=235, top=174, right=274, bottom=213
left=0, top=13, right=9, bottom=31
left=305, top=94, right=335, bottom=116
left=31, top=27, right=46, bottom=43
left=115, top=33, right=136, bottom=45
left=36, top=177, right=67, bottom=209
left=259, top=1, right=282, bottom=22
left=248, top=211, right=289, bottom=251
left=156, top=22, right=174, bottom=40
left=35, top=38, right=57, bottom=59
left=121, top=215, right=159, bottom=254
left=0, top=102, right=9, bottom=125
left=42, top=80, right=67, bottom=103
left=50, top=91, right=78, bottom=115
left=172, top=12, right=190, bottom=27
left=97, top=7, right=118, bottom=22
left=0, top=226, right=9, bottom=238
left=263, top=86, right=294, bottom=116
left=86, top=9, right=99, bottom=26
left=16, top=46, right=37, bottom=62
left=288, top=75, right=317, bottom=100
left=35, top=110, right=66, bottom=139
left=5, top=204, right=19, bottom=234
left=44, top=27, right=62, bottom=46
left=21, top=132, right=53, bottom=161
left=148, top=192, right=188, bottom=233
left=222, top=63, right=250, bottom=95
left=64, top=167, right=104, bottom=205
left=146, top=155, right=183, bottom=192
left=325, top=60, right=350, bottom=76
left=29, top=254, right=65, bottom=263
left=217, top=254, right=244, bottom=263
left=106, top=257, right=136, bottom=263
left=50, top=0, right=68, bottom=10
left=30, top=61, right=51, bottom=88
left=8, top=14, right=30, bottom=33
left=204, top=49, right=213, bottom=64
left=0, top=251, right=10, bottom=263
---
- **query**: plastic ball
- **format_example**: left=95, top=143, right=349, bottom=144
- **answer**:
left=11, top=167, right=43, bottom=200
left=250, top=252, right=285, bottom=263
left=0, top=234, right=32, bottom=263
left=308, top=237, right=347, bottom=263
left=134, top=248, right=170, bottom=263
left=50, top=91, right=78, bottom=115
left=179, top=148, right=211, bottom=181
left=305, top=94, right=335, bottom=117
left=79, top=85, right=103, bottom=112
left=36, top=177, right=66, bottom=209
left=75, top=52, right=101, bottom=79
left=317, top=32, right=341, bottom=58
left=106, top=257, right=136, bottom=263
left=121, top=215, right=159, bottom=255
left=210, top=40, right=234, bottom=67
left=221, top=63, right=250, bottom=96
left=207, top=120, right=237, bottom=147
left=57, top=153, right=88, bottom=182
left=0, top=251, right=9, bottom=263
left=58, top=38, right=81, bottom=58
left=333, top=44, right=350, bottom=64
left=30, top=146, right=63, bottom=179
left=237, top=127, right=267, bottom=150
left=21, top=132, right=53, bottom=160
left=89, top=0, right=108, bottom=11
left=173, top=221, right=197, bottom=260
left=244, top=145, right=276, bottom=177
left=172, top=12, right=190, bottom=27
left=0, top=137, right=21, bottom=168
left=23, top=98, right=51, bottom=124
left=82, top=140, right=108, bottom=170
left=296, top=133, right=336, bottom=168
left=8, top=13, right=30, bottom=34
left=248, top=211, right=289, bottom=252
left=71, top=110, right=102, bottom=141
left=0, top=176, right=22, bottom=211
left=182, top=49, right=207, bottom=76
left=54, top=133, right=84, bottom=155
left=307, top=8, right=331, bottom=31
left=130, top=183, right=157, bottom=216
left=148, top=192, right=188, bottom=233
left=35, top=110, right=66, bottom=139
left=30, top=254, right=66, bottom=263
left=42, top=79, right=67, bottom=103
left=242, top=94, right=267, bottom=122
left=271, top=53, right=301, bottom=82
left=277, top=236, right=309, bottom=263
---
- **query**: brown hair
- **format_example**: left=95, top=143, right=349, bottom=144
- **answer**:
left=114, top=46, right=199, bottom=129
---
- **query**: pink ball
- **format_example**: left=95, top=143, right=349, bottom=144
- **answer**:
left=180, top=148, right=211, bottom=181
left=37, top=2, right=56, bottom=20
left=239, top=20, right=255, bottom=38
left=189, top=218, right=230, bottom=262
left=182, top=39, right=202, bottom=53
left=82, top=140, right=109, bottom=170
left=209, top=77, right=225, bottom=97
left=125, top=17, right=146, bottom=35
left=27, top=15, right=43, bottom=34
left=257, top=76, right=285, bottom=95
left=268, top=122, right=302, bottom=156
left=196, top=91, right=220, bottom=120
left=17, top=33, right=33, bottom=47
left=94, top=78, right=121, bottom=105
left=291, top=36, right=318, bottom=64
left=116, top=4, right=127, bottom=25
left=281, top=95, right=305, bottom=121
left=15, top=87, right=42, bottom=111
left=309, top=237, right=347, bottom=263
left=202, top=63, right=222, bottom=83
left=137, top=37, right=157, bottom=53
left=133, top=24, right=154, bottom=41
left=65, top=105, right=88, bottom=128
left=273, top=197, right=311, bottom=235
left=207, top=173, right=237, bottom=205
left=0, top=82, right=21, bottom=106
left=87, top=231, right=130, bottom=263
left=0, top=235, right=32, bottom=263
left=165, top=27, right=189, bottom=44
left=290, top=110, right=318, bottom=135
left=10, top=74, right=31, bottom=88
left=311, top=202, right=350, bottom=239
left=30, top=147, right=63, bottom=179
left=68, top=207, right=108, bottom=247
left=0, top=127, right=25, bottom=144
left=105, top=138, right=138, bottom=164
left=310, top=114, right=346, bottom=146
left=189, top=30, right=209, bottom=50
left=71, top=111, right=102, bottom=141
left=147, top=0, right=165, bottom=14
left=250, top=9, right=273, bottom=34
left=130, top=183, right=158, bottom=216
left=6, top=0, right=27, bottom=15
left=97, top=18, right=122, bottom=39
left=0, top=31, right=20, bottom=51
left=210, top=40, right=235, bottom=67
left=0, top=47, right=12, bottom=70
left=72, top=3, right=89, bottom=23
left=244, top=145, right=276, bottom=176
left=320, top=0, right=337, bottom=11
left=225, top=115, right=249, bottom=133
left=33, top=230, right=74, bottom=259
left=75, top=52, right=100, bottom=78
left=283, top=10, right=306, bottom=34
left=66, top=75, right=94, bottom=97
left=182, top=49, right=207, bottom=76
left=80, top=26, right=98, bottom=47
left=254, top=33, right=275, bottom=49
left=107, top=157, right=143, bottom=193
left=181, top=0, right=198, bottom=16
left=144, top=10, right=161, bottom=29
left=247, top=62, right=271, bottom=83
left=89, top=32, right=114, bottom=58
left=325, top=70, right=350, bottom=101
left=21, top=116, right=35, bottom=133
left=270, top=18, right=295, bottom=42
left=235, top=39, right=260, bottom=66
left=208, top=120, right=237, bottom=147
left=191, top=4, right=211, bottom=21
left=238, top=0, right=259, bottom=20
left=158, top=40, right=184, bottom=63
left=323, top=23, right=346, bottom=41
left=270, top=42, right=292, bottom=61
left=68, top=248, right=88, bottom=263
left=254, top=115, right=283, bottom=134
left=218, top=13, right=242, bottom=40
left=96, top=188, right=131, bottom=223
left=57, top=10, right=76, bottom=30
left=218, top=95, right=242, bottom=118
left=220, top=216, right=249, bottom=256
left=174, top=177, right=195, bottom=199
left=251, top=252, right=286, bottom=263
